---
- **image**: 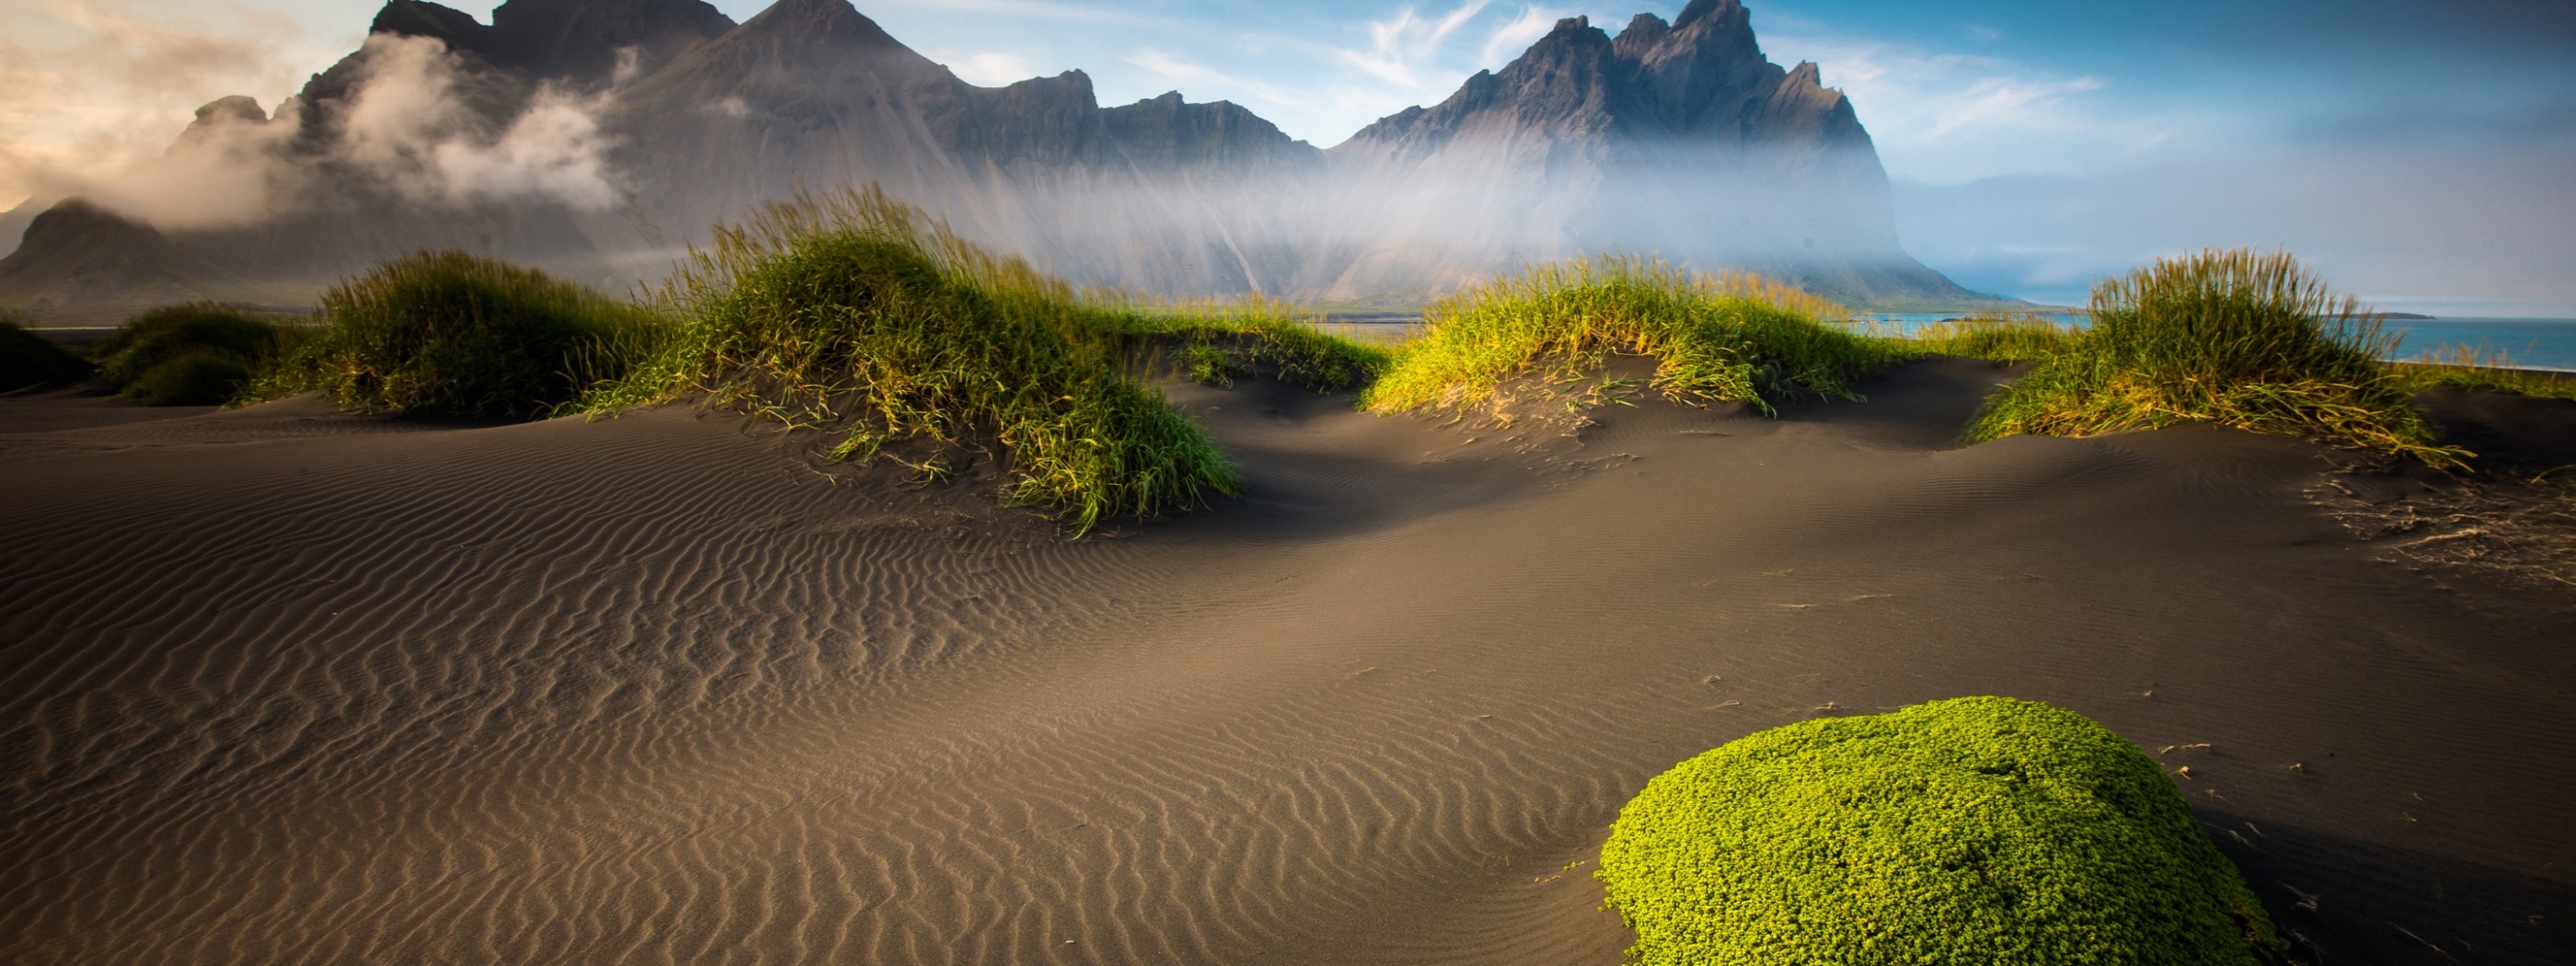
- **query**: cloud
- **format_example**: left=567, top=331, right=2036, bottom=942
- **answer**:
left=0, top=0, right=317, bottom=209
left=1892, top=147, right=2576, bottom=314
left=1758, top=32, right=2189, bottom=183
left=1121, top=49, right=1296, bottom=107
left=11, top=31, right=626, bottom=231
left=937, top=51, right=1040, bottom=87
left=1338, top=1, right=1489, bottom=94
left=1478, top=6, right=1560, bottom=68
left=333, top=35, right=624, bottom=212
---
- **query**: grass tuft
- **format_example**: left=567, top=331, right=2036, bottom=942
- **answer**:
left=0, top=312, right=91, bottom=392
left=1968, top=248, right=2464, bottom=466
left=1094, top=296, right=1393, bottom=394
left=253, top=250, right=667, bottom=419
left=2386, top=343, right=2576, bottom=402
left=95, top=303, right=305, bottom=406
left=1359, top=255, right=1897, bottom=417
left=585, top=186, right=1240, bottom=535
left=1598, top=696, right=2286, bottom=966
left=1898, top=314, right=2079, bottom=363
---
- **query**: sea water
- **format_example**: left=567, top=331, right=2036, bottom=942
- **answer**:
left=1848, top=313, right=2576, bottom=372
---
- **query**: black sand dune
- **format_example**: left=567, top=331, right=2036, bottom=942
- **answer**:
left=3, top=360, right=2570, bottom=964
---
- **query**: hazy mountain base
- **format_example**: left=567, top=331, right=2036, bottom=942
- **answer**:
left=0, top=0, right=2013, bottom=321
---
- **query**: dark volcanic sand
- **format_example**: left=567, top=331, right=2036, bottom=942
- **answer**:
left=2, top=360, right=2570, bottom=964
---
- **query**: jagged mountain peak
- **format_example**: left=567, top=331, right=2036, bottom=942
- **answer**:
left=1672, top=0, right=1748, bottom=32
left=362, top=0, right=733, bottom=85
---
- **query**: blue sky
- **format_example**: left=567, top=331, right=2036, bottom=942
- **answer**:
left=4, top=0, right=2571, bottom=311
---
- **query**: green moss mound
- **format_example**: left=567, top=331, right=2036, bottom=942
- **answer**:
left=93, top=303, right=299, bottom=405
left=586, top=187, right=1239, bottom=535
left=1362, top=255, right=1899, bottom=417
left=1598, top=696, right=2284, bottom=966
left=1969, top=248, right=2458, bottom=466
left=0, top=315, right=91, bottom=391
left=259, top=250, right=666, bottom=419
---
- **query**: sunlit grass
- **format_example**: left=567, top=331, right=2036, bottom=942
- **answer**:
left=585, top=186, right=1242, bottom=535
left=1361, top=255, right=1899, bottom=417
left=1894, top=314, right=2079, bottom=364
left=2386, top=343, right=2576, bottom=402
left=1964, top=248, right=2465, bottom=467
left=1094, top=295, right=1392, bottom=393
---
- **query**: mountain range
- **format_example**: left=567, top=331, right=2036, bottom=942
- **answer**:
left=0, top=0, right=1997, bottom=322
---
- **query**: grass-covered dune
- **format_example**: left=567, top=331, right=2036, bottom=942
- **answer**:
left=585, top=189, right=1261, bottom=534
left=92, top=303, right=306, bottom=406
left=1953, top=249, right=2466, bottom=466
left=1363, top=255, right=1901, bottom=418
left=0, top=313, right=90, bottom=392
left=251, top=250, right=666, bottom=420
left=1599, top=696, right=2285, bottom=966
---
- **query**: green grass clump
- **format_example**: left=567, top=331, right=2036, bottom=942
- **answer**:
left=1599, top=696, right=2284, bottom=966
left=123, top=351, right=256, bottom=406
left=1901, top=315, right=2079, bottom=363
left=1096, top=296, right=1393, bottom=393
left=2386, top=343, right=2576, bottom=402
left=586, top=187, right=1239, bottom=535
left=93, top=303, right=304, bottom=406
left=1360, top=255, right=1898, bottom=417
left=0, top=313, right=91, bottom=391
left=255, top=250, right=666, bottom=419
left=1970, top=248, right=2462, bottom=466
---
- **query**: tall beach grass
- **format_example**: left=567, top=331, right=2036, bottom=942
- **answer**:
left=1967, top=248, right=2465, bottom=467
left=252, top=250, right=667, bottom=419
left=1362, top=255, right=1900, bottom=417
left=95, top=303, right=312, bottom=406
left=0, top=312, right=91, bottom=392
left=585, top=187, right=1240, bottom=534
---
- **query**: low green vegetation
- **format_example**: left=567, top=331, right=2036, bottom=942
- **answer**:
left=1361, top=255, right=1901, bottom=417
left=0, top=313, right=90, bottom=392
left=585, top=188, right=1243, bottom=534
left=1598, top=696, right=2285, bottom=966
left=1093, top=296, right=1392, bottom=393
left=1964, top=248, right=2463, bottom=466
left=251, top=250, right=666, bottom=419
left=94, top=303, right=307, bottom=406
left=1897, top=315, right=2078, bottom=364
left=2386, top=343, right=2576, bottom=403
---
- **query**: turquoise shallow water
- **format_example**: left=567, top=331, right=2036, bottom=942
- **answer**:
left=1846, top=314, right=2576, bottom=372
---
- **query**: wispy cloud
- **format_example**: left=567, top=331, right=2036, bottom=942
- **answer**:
left=1762, top=32, right=2191, bottom=182
left=1477, top=6, right=1561, bottom=69
left=0, top=0, right=326, bottom=208
left=1337, top=1, right=1489, bottom=93
left=935, top=50, right=1041, bottom=86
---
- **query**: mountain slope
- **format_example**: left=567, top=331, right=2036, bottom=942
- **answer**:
left=1321, top=0, right=1986, bottom=305
left=0, top=0, right=1998, bottom=316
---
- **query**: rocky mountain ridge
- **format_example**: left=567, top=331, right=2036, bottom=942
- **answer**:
left=0, top=0, right=1996, bottom=322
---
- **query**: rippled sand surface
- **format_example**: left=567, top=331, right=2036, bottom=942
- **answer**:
left=4, top=362, right=2570, bottom=964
